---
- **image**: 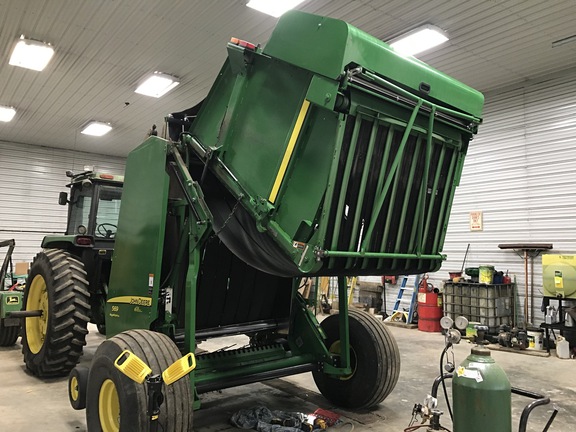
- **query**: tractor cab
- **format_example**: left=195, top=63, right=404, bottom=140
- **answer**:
left=60, top=170, right=124, bottom=245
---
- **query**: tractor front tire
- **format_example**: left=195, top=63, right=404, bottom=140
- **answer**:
left=0, top=319, right=19, bottom=346
left=21, top=249, right=90, bottom=377
left=69, top=366, right=89, bottom=410
left=86, top=329, right=193, bottom=432
left=312, top=309, right=401, bottom=409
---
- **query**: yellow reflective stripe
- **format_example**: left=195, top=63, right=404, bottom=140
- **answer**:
left=268, top=100, right=310, bottom=203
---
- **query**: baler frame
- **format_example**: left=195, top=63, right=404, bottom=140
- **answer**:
left=75, top=10, right=483, bottom=431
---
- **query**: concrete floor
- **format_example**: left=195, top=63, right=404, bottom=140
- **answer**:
left=0, top=322, right=574, bottom=431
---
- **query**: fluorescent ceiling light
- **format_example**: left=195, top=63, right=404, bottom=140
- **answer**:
left=135, top=72, right=180, bottom=98
left=246, top=0, right=305, bottom=18
left=81, top=121, right=112, bottom=137
left=0, top=106, right=16, bottom=122
left=9, top=36, right=55, bottom=71
left=389, top=25, right=449, bottom=56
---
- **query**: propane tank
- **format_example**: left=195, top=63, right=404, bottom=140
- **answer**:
left=452, top=346, right=511, bottom=432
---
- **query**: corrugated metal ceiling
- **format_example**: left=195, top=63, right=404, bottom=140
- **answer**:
left=0, top=0, right=575, bottom=156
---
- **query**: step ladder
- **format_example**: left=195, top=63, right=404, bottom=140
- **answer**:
left=391, top=275, right=421, bottom=324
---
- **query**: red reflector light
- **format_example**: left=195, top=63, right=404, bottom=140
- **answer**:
left=99, top=174, right=114, bottom=179
left=230, top=37, right=256, bottom=50
left=238, top=40, right=256, bottom=50
left=75, top=236, right=93, bottom=246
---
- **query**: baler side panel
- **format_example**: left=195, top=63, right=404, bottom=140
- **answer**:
left=106, top=138, right=170, bottom=336
left=191, top=57, right=312, bottom=203
left=271, top=105, right=340, bottom=242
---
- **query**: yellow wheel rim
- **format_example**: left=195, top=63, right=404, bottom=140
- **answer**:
left=25, top=274, right=49, bottom=354
left=328, top=340, right=357, bottom=381
left=70, top=376, right=79, bottom=402
left=99, top=379, right=120, bottom=432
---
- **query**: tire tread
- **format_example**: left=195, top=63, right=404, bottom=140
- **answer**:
left=110, top=330, right=193, bottom=431
left=0, top=319, right=19, bottom=346
left=21, top=249, right=90, bottom=377
left=312, top=309, right=401, bottom=409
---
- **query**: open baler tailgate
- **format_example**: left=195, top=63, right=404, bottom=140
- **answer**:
left=183, top=11, right=483, bottom=277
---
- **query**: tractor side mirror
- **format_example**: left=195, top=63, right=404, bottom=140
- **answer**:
left=58, top=192, right=68, bottom=206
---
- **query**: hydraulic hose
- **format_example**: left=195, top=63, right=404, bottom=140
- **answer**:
left=440, top=344, right=453, bottom=421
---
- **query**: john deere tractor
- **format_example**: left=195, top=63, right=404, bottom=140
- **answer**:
left=67, top=11, right=483, bottom=431
left=0, top=239, right=20, bottom=347
left=21, top=170, right=123, bottom=376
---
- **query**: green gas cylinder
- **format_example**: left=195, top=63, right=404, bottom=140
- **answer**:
left=452, top=346, right=511, bottom=432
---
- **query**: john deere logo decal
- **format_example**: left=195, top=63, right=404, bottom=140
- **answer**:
left=107, top=296, right=153, bottom=307
left=6, top=296, right=20, bottom=305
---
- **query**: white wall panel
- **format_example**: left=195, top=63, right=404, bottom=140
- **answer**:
left=0, top=140, right=125, bottom=265
left=426, top=71, right=576, bottom=326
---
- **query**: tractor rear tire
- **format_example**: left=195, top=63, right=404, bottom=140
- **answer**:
left=21, top=249, right=90, bottom=377
left=312, top=309, right=401, bottom=409
left=0, top=319, right=19, bottom=346
left=86, top=329, right=193, bottom=431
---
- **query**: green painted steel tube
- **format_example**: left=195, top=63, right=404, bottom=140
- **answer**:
left=422, top=146, right=446, bottom=245
left=362, top=125, right=394, bottom=270
left=337, top=276, right=351, bottom=369
left=361, top=100, right=423, bottom=252
left=417, top=106, right=436, bottom=252
left=194, top=354, right=317, bottom=386
left=391, top=135, right=422, bottom=268
left=322, top=251, right=444, bottom=260
left=360, top=70, right=481, bottom=124
left=329, top=116, right=362, bottom=265
left=345, top=116, right=379, bottom=268
left=437, top=154, right=465, bottom=250
left=431, top=151, right=458, bottom=253
left=377, top=166, right=402, bottom=268
left=318, top=117, right=348, bottom=249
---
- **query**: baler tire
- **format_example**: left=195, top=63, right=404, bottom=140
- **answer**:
left=21, top=249, right=90, bottom=377
left=0, top=319, right=19, bottom=346
left=312, top=309, right=400, bottom=409
left=68, top=366, right=89, bottom=410
left=86, top=329, right=193, bottom=432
